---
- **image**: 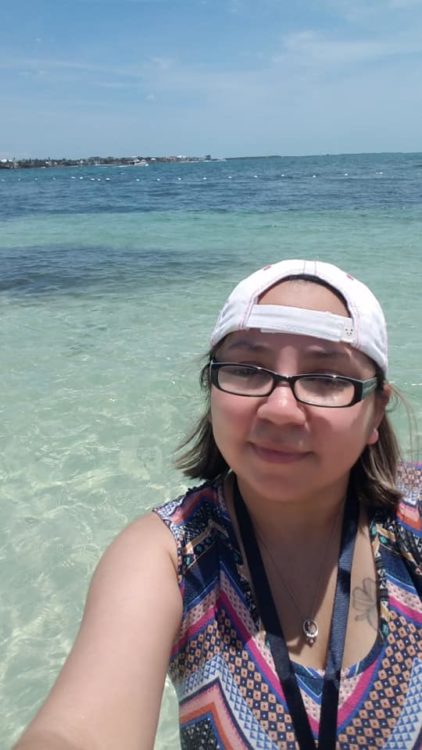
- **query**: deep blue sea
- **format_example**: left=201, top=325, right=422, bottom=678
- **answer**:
left=1, top=153, right=421, bottom=748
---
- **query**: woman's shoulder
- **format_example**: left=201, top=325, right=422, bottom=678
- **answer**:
left=153, top=478, right=225, bottom=535
left=152, top=479, right=230, bottom=581
left=378, top=462, right=422, bottom=586
left=396, top=461, right=422, bottom=533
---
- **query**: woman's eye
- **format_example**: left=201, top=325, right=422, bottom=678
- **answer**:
left=226, top=366, right=258, bottom=378
left=305, top=376, right=349, bottom=390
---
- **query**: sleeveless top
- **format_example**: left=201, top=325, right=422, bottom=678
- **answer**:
left=154, top=464, right=422, bottom=750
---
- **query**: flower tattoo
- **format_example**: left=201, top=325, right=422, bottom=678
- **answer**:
left=352, top=577, right=378, bottom=631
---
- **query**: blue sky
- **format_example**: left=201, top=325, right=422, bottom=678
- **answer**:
left=2, top=0, right=422, bottom=158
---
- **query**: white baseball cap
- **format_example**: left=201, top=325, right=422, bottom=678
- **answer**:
left=210, top=259, right=388, bottom=374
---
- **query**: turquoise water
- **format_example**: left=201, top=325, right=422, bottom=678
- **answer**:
left=1, top=154, right=421, bottom=748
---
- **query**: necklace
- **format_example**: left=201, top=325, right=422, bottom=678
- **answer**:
left=254, top=508, right=342, bottom=646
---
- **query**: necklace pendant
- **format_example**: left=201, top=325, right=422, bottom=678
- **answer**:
left=303, top=618, right=318, bottom=645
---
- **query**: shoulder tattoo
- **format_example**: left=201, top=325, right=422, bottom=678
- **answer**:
left=352, top=577, right=378, bottom=631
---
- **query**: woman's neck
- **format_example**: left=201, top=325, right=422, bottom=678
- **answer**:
left=232, top=474, right=349, bottom=547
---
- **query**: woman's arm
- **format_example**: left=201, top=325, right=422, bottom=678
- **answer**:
left=13, top=512, right=183, bottom=750
left=13, top=733, right=86, bottom=750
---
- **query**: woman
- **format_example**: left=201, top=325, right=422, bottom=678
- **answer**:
left=16, top=259, right=421, bottom=750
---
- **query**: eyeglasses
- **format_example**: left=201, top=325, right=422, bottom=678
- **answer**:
left=209, top=360, right=380, bottom=408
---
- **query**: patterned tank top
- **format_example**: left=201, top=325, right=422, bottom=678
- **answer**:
left=154, top=464, right=422, bottom=749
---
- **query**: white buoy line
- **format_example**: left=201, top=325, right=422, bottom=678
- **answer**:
left=0, top=170, right=392, bottom=186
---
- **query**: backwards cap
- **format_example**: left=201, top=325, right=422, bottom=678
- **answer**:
left=210, top=259, right=388, bottom=373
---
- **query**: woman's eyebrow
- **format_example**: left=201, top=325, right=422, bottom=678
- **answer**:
left=223, top=340, right=351, bottom=358
left=304, top=349, right=350, bottom=361
left=223, top=339, right=272, bottom=354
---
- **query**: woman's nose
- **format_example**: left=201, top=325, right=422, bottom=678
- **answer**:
left=257, top=381, right=307, bottom=424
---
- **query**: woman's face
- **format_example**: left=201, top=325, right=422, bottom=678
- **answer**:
left=210, top=280, right=388, bottom=507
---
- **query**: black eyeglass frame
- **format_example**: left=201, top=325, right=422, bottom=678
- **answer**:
left=209, top=360, right=381, bottom=408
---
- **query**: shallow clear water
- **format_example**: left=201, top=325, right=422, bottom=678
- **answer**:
left=1, top=154, right=421, bottom=748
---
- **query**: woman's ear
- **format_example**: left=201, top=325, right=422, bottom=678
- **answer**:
left=379, top=382, right=392, bottom=413
left=367, top=427, right=379, bottom=445
left=367, top=383, right=391, bottom=445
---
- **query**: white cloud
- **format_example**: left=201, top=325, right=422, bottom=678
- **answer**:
left=0, top=54, right=179, bottom=87
left=272, top=29, right=422, bottom=72
left=0, top=56, right=148, bottom=90
left=388, top=0, right=422, bottom=6
left=320, top=0, right=422, bottom=23
left=147, top=57, right=175, bottom=71
left=72, top=0, right=170, bottom=3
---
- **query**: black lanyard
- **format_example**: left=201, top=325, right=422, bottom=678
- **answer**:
left=233, top=480, right=359, bottom=750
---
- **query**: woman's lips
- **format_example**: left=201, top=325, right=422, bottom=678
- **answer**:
left=250, top=443, right=310, bottom=464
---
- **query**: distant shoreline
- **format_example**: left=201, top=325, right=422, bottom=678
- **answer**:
left=0, top=154, right=225, bottom=170
left=2, top=151, right=420, bottom=171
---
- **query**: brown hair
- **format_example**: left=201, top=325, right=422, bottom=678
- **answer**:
left=175, top=354, right=403, bottom=511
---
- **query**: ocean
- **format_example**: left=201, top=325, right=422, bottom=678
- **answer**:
left=1, top=152, right=421, bottom=748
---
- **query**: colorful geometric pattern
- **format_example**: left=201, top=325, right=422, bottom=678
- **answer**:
left=154, top=463, right=422, bottom=749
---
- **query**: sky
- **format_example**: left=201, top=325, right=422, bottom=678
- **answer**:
left=1, top=0, right=422, bottom=158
